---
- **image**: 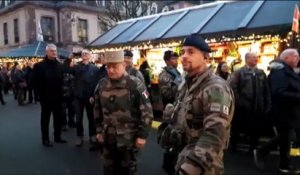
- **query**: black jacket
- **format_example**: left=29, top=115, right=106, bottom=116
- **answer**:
left=229, top=66, right=271, bottom=113
left=72, top=62, right=100, bottom=99
left=24, top=66, right=34, bottom=87
left=33, top=56, right=64, bottom=103
left=268, top=60, right=300, bottom=127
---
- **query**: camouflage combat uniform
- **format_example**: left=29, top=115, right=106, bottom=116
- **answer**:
left=94, top=72, right=153, bottom=175
left=158, top=66, right=182, bottom=107
left=126, top=66, right=145, bottom=83
left=172, top=68, right=234, bottom=175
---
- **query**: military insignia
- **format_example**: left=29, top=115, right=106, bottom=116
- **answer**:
left=142, top=90, right=149, bottom=99
left=210, top=102, right=221, bottom=112
left=223, top=106, right=229, bottom=115
left=109, top=95, right=115, bottom=103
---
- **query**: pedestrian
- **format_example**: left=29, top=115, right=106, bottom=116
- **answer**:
left=97, top=52, right=108, bottom=80
left=215, top=61, right=230, bottom=80
left=139, top=61, right=152, bottom=100
left=158, top=50, right=182, bottom=108
left=94, top=50, right=153, bottom=175
left=33, top=43, right=67, bottom=147
left=124, top=50, right=145, bottom=82
left=10, top=62, right=18, bottom=100
left=160, top=34, right=234, bottom=175
left=0, top=67, right=6, bottom=105
left=61, top=54, right=76, bottom=130
left=254, top=48, right=300, bottom=173
left=71, top=49, right=98, bottom=147
left=24, top=62, right=36, bottom=104
left=0, top=63, right=9, bottom=94
left=158, top=50, right=182, bottom=175
left=229, top=52, right=271, bottom=154
left=15, top=64, right=27, bottom=105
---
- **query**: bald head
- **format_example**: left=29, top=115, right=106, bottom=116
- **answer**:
left=245, top=52, right=258, bottom=68
left=279, top=48, right=299, bottom=68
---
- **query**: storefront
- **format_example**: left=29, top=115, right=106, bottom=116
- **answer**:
left=0, top=41, right=70, bottom=68
left=89, top=1, right=297, bottom=76
left=88, top=0, right=297, bottom=112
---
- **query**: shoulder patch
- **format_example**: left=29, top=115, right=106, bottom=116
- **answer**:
left=203, top=81, right=232, bottom=116
left=142, top=90, right=149, bottom=99
left=159, top=72, right=171, bottom=83
left=210, top=102, right=221, bottom=112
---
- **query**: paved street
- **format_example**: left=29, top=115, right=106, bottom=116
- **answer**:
left=0, top=94, right=299, bottom=175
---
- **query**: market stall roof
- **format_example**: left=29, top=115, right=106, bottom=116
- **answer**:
left=0, top=41, right=70, bottom=58
left=89, top=0, right=296, bottom=49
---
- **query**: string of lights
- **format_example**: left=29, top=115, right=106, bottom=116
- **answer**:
left=90, top=32, right=296, bottom=53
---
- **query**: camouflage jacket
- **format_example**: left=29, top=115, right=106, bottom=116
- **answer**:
left=94, top=73, right=153, bottom=147
left=158, top=66, right=182, bottom=106
left=229, top=66, right=271, bottom=113
left=126, top=66, right=145, bottom=83
left=173, top=68, right=234, bottom=175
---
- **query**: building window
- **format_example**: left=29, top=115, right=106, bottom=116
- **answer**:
left=95, top=0, right=100, bottom=6
left=41, top=16, right=54, bottom=42
left=4, top=0, right=10, bottom=6
left=149, top=3, right=158, bottom=15
left=14, top=18, right=19, bottom=43
left=95, top=0, right=105, bottom=7
left=77, top=18, right=88, bottom=43
left=97, top=20, right=107, bottom=34
left=3, top=22, right=8, bottom=45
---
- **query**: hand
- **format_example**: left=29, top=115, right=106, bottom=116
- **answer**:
left=96, top=133, right=104, bottom=143
left=135, top=138, right=146, bottom=148
left=89, top=97, right=94, bottom=104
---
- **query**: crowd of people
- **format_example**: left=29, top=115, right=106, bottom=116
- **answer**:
left=0, top=34, right=300, bottom=175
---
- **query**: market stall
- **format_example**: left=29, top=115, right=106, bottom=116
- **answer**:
left=89, top=0, right=297, bottom=76
left=0, top=41, right=70, bottom=68
left=88, top=0, right=298, bottom=113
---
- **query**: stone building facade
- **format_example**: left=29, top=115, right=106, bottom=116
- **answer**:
left=0, top=0, right=215, bottom=52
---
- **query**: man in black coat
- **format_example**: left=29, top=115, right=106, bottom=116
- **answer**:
left=71, top=49, right=99, bottom=147
left=33, top=44, right=67, bottom=147
left=254, top=49, right=300, bottom=173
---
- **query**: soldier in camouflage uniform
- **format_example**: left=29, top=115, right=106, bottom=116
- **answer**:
left=164, top=35, right=234, bottom=175
left=124, top=50, right=145, bottom=83
left=94, top=50, right=153, bottom=175
left=158, top=50, right=182, bottom=108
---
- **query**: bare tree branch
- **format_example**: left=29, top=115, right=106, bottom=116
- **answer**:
left=98, top=0, right=151, bottom=31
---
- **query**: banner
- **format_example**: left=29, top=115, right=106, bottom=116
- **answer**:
left=36, top=20, right=44, bottom=41
left=292, top=4, right=299, bottom=33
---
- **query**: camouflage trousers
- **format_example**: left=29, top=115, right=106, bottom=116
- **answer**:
left=175, top=144, right=224, bottom=175
left=102, top=144, right=138, bottom=175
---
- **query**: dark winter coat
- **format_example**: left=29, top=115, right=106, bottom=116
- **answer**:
left=71, top=62, right=100, bottom=99
left=268, top=60, right=300, bottom=127
left=33, top=56, right=64, bottom=103
left=229, top=65, right=271, bottom=114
